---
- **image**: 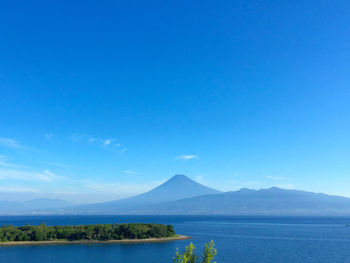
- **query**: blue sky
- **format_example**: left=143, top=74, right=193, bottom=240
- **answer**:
left=1, top=0, right=350, bottom=203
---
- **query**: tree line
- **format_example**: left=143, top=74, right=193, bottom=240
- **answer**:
left=0, top=223, right=176, bottom=242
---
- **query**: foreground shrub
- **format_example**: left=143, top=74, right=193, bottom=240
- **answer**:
left=173, top=240, right=217, bottom=263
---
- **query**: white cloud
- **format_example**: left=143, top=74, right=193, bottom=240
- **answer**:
left=177, top=155, right=199, bottom=161
left=266, top=176, right=289, bottom=180
left=42, top=170, right=59, bottom=180
left=119, top=148, right=127, bottom=153
left=0, top=186, right=41, bottom=193
left=87, top=136, right=113, bottom=147
left=0, top=156, right=32, bottom=169
left=0, top=138, right=25, bottom=149
left=70, top=133, right=86, bottom=143
left=85, top=181, right=157, bottom=196
left=102, top=139, right=112, bottom=145
left=0, top=138, right=37, bottom=151
left=124, top=170, right=138, bottom=175
left=43, top=162, right=74, bottom=169
left=88, top=137, right=97, bottom=143
left=0, top=168, right=59, bottom=182
left=44, top=133, right=54, bottom=140
left=72, top=134, right=124, bottom=151
left=0, top=155, right=9, bottom=166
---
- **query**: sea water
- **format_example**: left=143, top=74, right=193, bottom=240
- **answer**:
left=1, top=215, right=350, bottom=263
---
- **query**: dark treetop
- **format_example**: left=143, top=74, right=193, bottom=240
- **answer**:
left=0, top=223, right=176, bottom=242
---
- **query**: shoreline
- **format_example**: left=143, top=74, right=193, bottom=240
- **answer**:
left=0, top=235, right=191, bottom=246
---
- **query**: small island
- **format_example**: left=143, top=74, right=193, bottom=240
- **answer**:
left=0, top=223, right=190, bottom=245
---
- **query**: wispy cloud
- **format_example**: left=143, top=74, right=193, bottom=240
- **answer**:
left=88, top=137, right=113, bottom=146
left=0, top=156, right=162, bottom=202
left=85, top=181, right=159, bottom=196
left=70, top=133, right=86, bottom=143
left=266, top=176, right=289, bottom=180
left=0, top=155, right=9, bottom=167
left=87, top=136, right=113, bottom=147
left=177, top=155, right=199, bottom=161
left=119, top=148, right=127, bottom=153
left=0, top=138, right=38, bottom=151
left=124, top=170, right=138, bottom=175
left=0, top=186, right=41, bottom=193
left=44, top=133, right=54, bottom=140
left=88, top=137, right=96, bottom=143
left=102, top=139, right=112, bottom=145
left=0, top=168, right=59, bottom=182
left=0, top=138, right=26, bottom=149
left=0, top=156, right=32, bottom=169
left=71, top=134, right=125, bottom=153
left=43, top=162, right=75, bottom=169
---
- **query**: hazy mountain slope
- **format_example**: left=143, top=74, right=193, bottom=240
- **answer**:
left=0, top=199, right=73, bottom=214
left=125, top=174, right=221, bottom=203
left=6, top=177, right=350, bottom=216
left=66, top=174, right=221, bottom=214
left=134, top=187, right=350, bottom=215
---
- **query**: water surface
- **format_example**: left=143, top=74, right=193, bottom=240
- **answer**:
left=1, top=215, right=350, bottom=263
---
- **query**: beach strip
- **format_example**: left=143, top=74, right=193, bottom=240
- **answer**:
left=0, top=235, right=191, bottom=246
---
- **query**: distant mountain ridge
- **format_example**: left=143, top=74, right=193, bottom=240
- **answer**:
left=123, top=174, right=221, bottom=203
left=2, top=175, right=350, bottom=216
left=61, top=175, right=350, bottom=216
left=134, top=187, right=350, bottom=215
left=65, top=174, right=221, bottom=214
left=0, top=199, right=73, bottom=214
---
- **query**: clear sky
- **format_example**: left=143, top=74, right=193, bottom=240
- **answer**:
left=1, top=0, right=350, bottom=203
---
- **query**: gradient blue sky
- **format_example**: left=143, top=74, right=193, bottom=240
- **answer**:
left=1, top=0, right=350, bottom=203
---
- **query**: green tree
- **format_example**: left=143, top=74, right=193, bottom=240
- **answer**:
left=173, top=242, right=197, bottom=263
left=173, top=241, right=217, bottom=263
left=32, top=229, right=45, bottom=241
left=201, top=241, right=217, bottom=263
left=167, top=225, right=176, bottom=236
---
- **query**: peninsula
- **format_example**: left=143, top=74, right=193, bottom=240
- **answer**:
left=0, top=223, right=190, bottom=245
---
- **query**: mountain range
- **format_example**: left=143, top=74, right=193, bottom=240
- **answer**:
left=63, top=174, right=220, bottom=214
left=0, top=199, right=73, bottom=214
left=2, top=175, right=350, bottom=216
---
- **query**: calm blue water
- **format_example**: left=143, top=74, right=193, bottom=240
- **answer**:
left=1, top=215, right=350, bottom=263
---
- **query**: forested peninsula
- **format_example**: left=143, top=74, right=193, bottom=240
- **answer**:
left=0, top=223, right=188, bottom=245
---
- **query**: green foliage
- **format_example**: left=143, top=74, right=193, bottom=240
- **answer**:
left=173, top=241, right=217, bottom=263
left=201, top=241, right=217, bottom=263
left=173, top=242, right=198, bottom=263
left=0, top=223, right=176, bottom=242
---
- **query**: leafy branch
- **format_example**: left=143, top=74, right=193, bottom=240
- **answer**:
left=173, top=240, right=217, bottom=263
